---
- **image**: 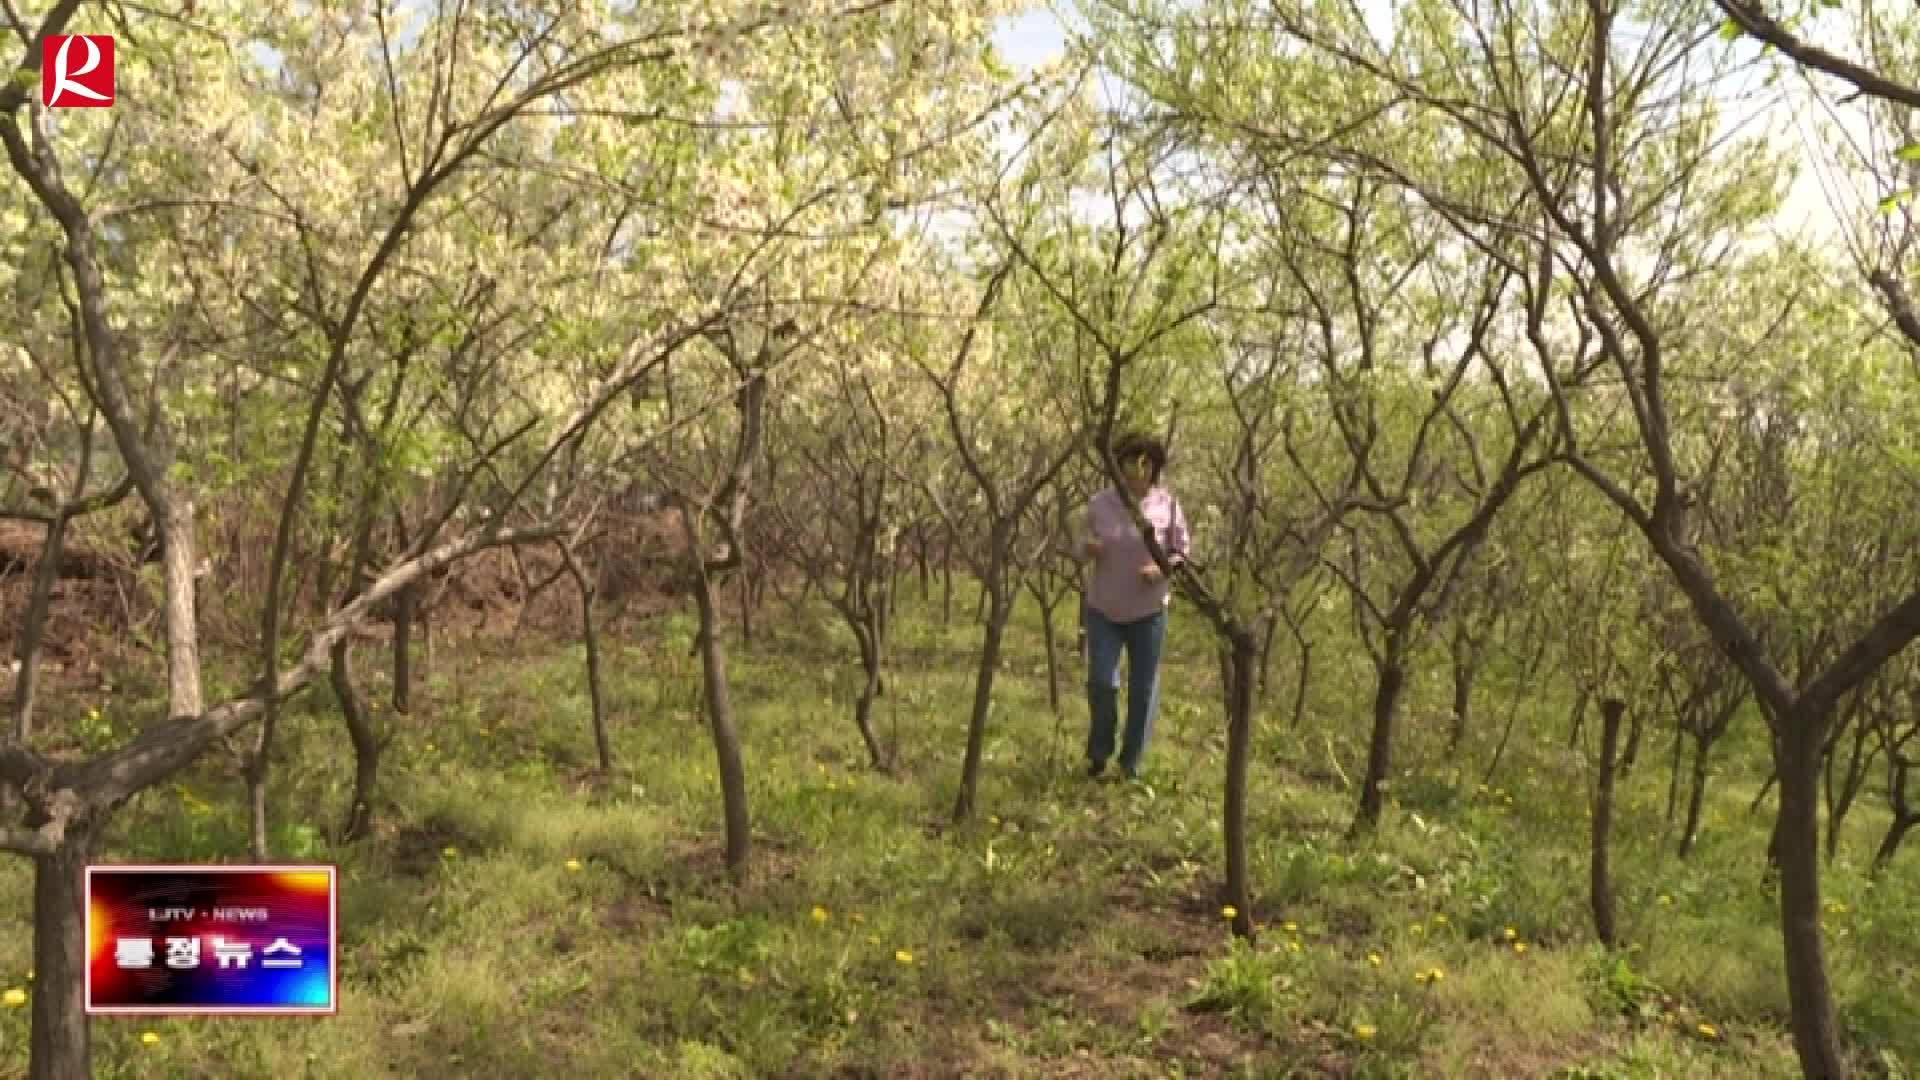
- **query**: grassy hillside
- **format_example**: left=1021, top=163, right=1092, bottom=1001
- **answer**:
left=2, top=584, right=1916, bottom=1078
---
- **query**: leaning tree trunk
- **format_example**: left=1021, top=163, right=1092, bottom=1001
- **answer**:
left=1222, top=630, right=1258, bottom=941
left=334, top=638, right=380, bottom=843
left=691, top=569, right=751, bottom=879
left=1824, top=721, right=1872, bottom=864
left=1567, top=687, right=1590, bottom=748
left=11, top=510, right=68, bottom=740
left=1774, top=721, right=1849, bottom=1080
left=1679, top=734, right=1712, bottom=858
left=953, top=575, right=1010, bottom=823
left=1871, top=759, right=1916, bottom=878
left=1620, top=706, right=1646, bottom=775
left=1352, top=637, right=1411, bottom=833
left=1871, top=814, right=1917, bottom=877
left=852, top=623, right=888, bottom=769
left=1591, top=699, right=1624, bottom=948
left=30, top=822, right=99, bottom=1080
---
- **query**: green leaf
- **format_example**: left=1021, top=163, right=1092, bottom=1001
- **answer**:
left=1879, top=190, right=1913, bottom=214
left=1719, top=17, right=1742, bottom=41
left=1898, top=144, right=1920, bottom=162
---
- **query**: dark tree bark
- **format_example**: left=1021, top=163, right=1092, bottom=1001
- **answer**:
left=1591, top=699, right=1624, bottom=948
left=30, top=821, right=96, bottom=1080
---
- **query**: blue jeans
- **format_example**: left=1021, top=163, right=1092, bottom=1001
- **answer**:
left=1085, top=606, right=1168, bottom=775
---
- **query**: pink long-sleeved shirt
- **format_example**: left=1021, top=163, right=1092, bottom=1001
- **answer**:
left=1081, top=485, right=1190, bottom=622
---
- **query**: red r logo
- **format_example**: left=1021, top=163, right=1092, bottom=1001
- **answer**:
left=42, top=35, right=115, bottom=108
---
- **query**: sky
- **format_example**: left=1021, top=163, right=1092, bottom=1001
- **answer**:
left=988, top=3, right=1862, bottom=245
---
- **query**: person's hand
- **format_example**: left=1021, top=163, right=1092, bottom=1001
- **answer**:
left=1139, top=562, right=1162, bottom=582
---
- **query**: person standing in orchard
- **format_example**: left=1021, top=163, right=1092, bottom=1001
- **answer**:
left=1075, top=432, right=1191, bottom=781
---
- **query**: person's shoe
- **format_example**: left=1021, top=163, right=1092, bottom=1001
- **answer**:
left=1087, top=760, right=1107, bottom=779
left=1121, top=764, right=1141, bottom=782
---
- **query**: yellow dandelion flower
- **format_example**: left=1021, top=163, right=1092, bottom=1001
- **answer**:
left=866, top=934, right=880, bottom=945
left=1697, top=1022, right=1719, bottom=1039
left=2, top=988, right=25, bottom=1007
left=894, top=950, right=914, bottom=965
left=1409, top=923, right=1424, bottom=936
left=1657, top=894, right=1673, bottom=906
left=1286, top=940, right=1302, bottom=953
left=564, top=858, right=583, bottom=872
left=1502, top=927, right=1517, bottom=940
left=442, top=846, right=457, bottom=858
left=1512, top=941, right=1529, bottom=955
left=1282, top=921, right=1298, bottom=933
left=1221, top=905, right=1238, bottom=920
left=1353, top=1023, right=1377, bottom=1040
left=1432, top=914, right=1449, bottom=926
left=1429, top=967, right=1445, bottom=981
left=1824, top=901, right=1848, bottom=915
left=1367, top=952, right=1383, bottom=967
left=140, top=1031, right=160, bottom=1046
left=990, top=815, right=1001, bottom=825
left=811, top=905, right=830, bottom=923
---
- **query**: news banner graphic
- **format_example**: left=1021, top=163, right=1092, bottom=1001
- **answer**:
left=85, top=865, right=337, bottom=1015
left=42, top=34, right=115, bottom=108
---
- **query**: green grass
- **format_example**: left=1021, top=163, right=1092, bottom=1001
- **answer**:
left=2, top=580, right=1918, bottom=1078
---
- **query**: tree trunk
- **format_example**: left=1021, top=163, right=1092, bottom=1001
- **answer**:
left=941, top=542, right=954, bottom=626
left=1591, top=699, right=1623, bottom=948
left=738, top=570, right=755, bottom=647
left=1290, top=638, right=1312, bottom=731
left=1665, top=720, right=1686, bottom=824
left=392, top=580, right=414, bottom=714
left=563, top=549, right=612, bottom=775
left=335, top=638, right=380, bottom=843
left=1775, top=724, right=1849, bottom=1080
left=1223, top=631, right=1257, bottom=941
left=157, top=500, right=205, bottom=719
left=1620, top=706, right=1645, bottom=774
left=1679, top=735, right=1710, bottom=858
left=1034, top=584, right=1061, bottom=715
left=1448, top=638, right=1476, bottom=755
left=1567, top=687, right=1590, bottom=748
left=953, top=578, right=1009, bottom=823
left=1824, top=723, right=1871, bottom=864
left=1871, top=760, right=1914, bottom=879
left=1258, top=616, right=1278, bottom=701
left=1870, top=815, right=1916, bottom=878
left=29, top=825, right=96, bottom=1080
left=11, top=511, right=68, bottom=741
left=852, top=624, right=887, bottom=769
left=1751, top=768, right=1777, bottom=817
left=916, top=524, right=931, bottom=601
left=692, top=573, right=751, bottom=880
left=1352, top=642, right=1409, bottom=833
